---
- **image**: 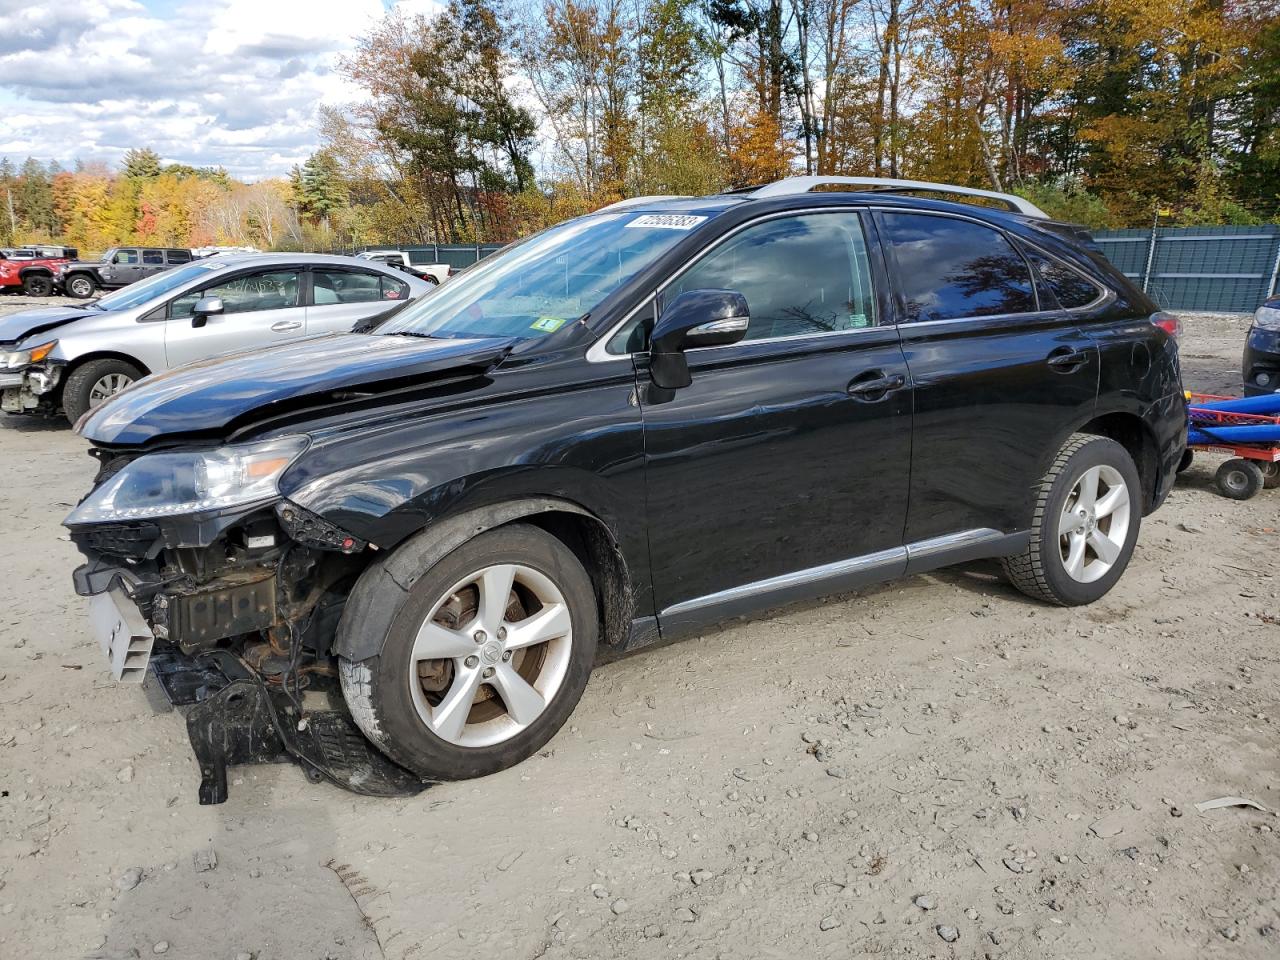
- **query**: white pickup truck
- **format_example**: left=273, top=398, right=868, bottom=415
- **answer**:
left=355, top=250, right=452, bottom=285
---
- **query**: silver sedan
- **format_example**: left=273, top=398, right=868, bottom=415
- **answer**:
left=0, top=253, right=433, bottom=425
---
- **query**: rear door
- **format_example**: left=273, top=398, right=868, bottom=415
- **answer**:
left=307, top=267, right=410, bottom=334
left=141, top=248, right=167, bottom=280
left=164, top=268, right=307, bottom=367
left=630, top=209, right=913, bottom=633
left=876, top=210, right=1099, bottom=545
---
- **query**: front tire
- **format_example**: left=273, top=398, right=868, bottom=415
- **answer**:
left=61, top=358, right=143, bottom=426
left=65, top=273, right=96, bottom=298
left=22, top=274, right=52, bottom=297
left=1002, top=433, right=1142, bottom=606
left=340, top=523, right=597, bottom=780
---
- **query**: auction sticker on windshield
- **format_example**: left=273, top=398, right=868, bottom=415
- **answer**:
left=531, top=316, right=567, bottom=332
left=626, top=214, right=708, bottom=230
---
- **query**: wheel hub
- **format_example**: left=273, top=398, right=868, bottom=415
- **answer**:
left=480, top=640, right=503, bottom=664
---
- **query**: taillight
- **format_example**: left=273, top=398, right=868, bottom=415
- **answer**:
left=1150, top=311, right=1180, bottom=338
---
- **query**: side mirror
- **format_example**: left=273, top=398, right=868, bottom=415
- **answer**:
left=190, top=296, right=224, bottom=329
left=649, top=289, right=750, bottom=389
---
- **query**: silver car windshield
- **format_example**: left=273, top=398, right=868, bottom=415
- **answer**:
left=93, top=261, right=223, bottom=311
left=376, top=212, right=703, bottom=341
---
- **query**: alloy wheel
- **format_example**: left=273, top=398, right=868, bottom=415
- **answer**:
left=408, top=563, right=572, bottom=748
left=1058, top=464, right=1131, bottom=583
left=88, top=373, right=134, bottom=407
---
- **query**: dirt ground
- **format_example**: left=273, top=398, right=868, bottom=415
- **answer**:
left=0, top=296, right=1276, bottom=960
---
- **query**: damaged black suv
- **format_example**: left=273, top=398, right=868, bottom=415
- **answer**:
left=65, top=177, right=1186, bottom=802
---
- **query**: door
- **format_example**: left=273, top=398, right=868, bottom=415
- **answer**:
left=103, top=249, right=142, bottom=286
left=164, top=268, right=307, bottom=368
left=306, top=268, right=410, bottom=334
left=633, top=210, right=913, bottom=632
left=876, top=210, right=1099, bottom=545
left=141, top=248, right=167, bottom=279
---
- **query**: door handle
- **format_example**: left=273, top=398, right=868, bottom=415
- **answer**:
left=1047, top=347, right=1089, bottom=372
left=271, top=320, right=303, bottom=332
left=847, top=372, right=906, bottom=400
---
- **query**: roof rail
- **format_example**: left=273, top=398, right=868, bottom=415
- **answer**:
left=596, top=195, right=690, bottom=212
left=751, top=176, right=1049, bottom=219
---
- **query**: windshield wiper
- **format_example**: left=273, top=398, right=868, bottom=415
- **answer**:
left=385, top=330, right=438, bottom=339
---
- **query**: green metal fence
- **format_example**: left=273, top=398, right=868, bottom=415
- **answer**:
left=1092, top=225, right=1280, bottom=313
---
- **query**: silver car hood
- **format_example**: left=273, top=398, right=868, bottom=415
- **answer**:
left=0, top=305, right=99, bottom=345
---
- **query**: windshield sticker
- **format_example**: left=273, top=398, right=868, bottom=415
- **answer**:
left=626, top=214, right=707, bottom=231
left=531, top=316, right=567, bottom=332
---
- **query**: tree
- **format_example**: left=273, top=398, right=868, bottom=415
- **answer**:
left=121, top=147, right=162, bottom=180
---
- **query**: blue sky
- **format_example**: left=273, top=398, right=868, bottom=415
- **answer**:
left=0, top=0, right=440, bottom=180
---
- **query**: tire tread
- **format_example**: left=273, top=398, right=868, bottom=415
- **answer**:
left=1001, top=433, right=1102, bottom=605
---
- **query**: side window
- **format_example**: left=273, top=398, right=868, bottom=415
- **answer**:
left=312, top=269, right=383, bottom=305
left=880, top=213, right=1036, bottom=322
left=381, top=276, right=410, bottom=301
left=142, top=249, right=164, bottom=265
left=166, top=249, right=192, bottom=265
left=170, top=270, right=301, bottom=318
left=1023, top=249, right=1103, bottom=310
left=115, top=249, right=139, bottom=265
left=609, top=212, right=876, bottom=352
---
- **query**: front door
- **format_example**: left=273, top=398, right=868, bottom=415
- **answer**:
left=164, top=268, right=307, bottom=368
left=875, top=210, right=1099, bottom=545
left=104, top=249, right=142, bottom=286
left=633, top=210, right=913, bottom=634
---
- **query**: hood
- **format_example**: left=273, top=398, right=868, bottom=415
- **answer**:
left=80, top=332, right=514, bottom=446
left=0, top=305, right=96, bottom=345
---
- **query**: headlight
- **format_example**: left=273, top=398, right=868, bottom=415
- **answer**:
left=64, top=436, right=308, bottom=525
left=3, top=340, right=56, bottom=370
left=1255, top=305, right=1280, bottom=331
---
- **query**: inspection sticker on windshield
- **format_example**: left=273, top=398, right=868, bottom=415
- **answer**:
left=626, top=214, right=707, bottom=230
left=531, top=316, right=567, bottom=332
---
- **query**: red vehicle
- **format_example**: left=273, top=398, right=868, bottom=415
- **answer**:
left=0, top=249, right=72, bottom=296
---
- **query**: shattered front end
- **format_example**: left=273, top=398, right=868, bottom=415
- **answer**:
left=64, top=439, right=430, bottom=804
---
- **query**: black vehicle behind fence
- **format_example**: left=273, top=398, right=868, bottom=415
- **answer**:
left=61, top=176, right=1186, bottom=802
left=58, top=246, right=194, bottom=298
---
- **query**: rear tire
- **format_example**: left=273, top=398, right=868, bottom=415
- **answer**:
left=65, top=273, right=96, bottom=298
left=1215, top=458, right=1264, bottom=500
left=1176, top=448, right=1194, bottom=474
left=1002, top=433, right=1142, bottom=606
left=22, top=274, right=52, bottom=297
left=339, top=523, right=597, bottom=781
left=1258, top=461, right=1280, bottom=490
left=61, top=358, right=143, bottom=426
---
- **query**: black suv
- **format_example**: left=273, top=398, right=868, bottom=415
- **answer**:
left=64, top=177, right=1185, bottom=800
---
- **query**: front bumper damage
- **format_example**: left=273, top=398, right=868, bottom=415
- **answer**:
left=0, top=363, right=61, bottom=414
left=69, top=496, right=433, bottom=805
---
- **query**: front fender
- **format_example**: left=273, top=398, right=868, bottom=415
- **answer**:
left=331, top=497, right=608, bottom=662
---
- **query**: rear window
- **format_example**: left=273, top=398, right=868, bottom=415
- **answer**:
left=166, top=249, right=191, bottom=264
left=1023, top=249, right=1103, bottom=310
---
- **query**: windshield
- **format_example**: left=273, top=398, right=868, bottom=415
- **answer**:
left=376, top=212, right=706, bottom=341
left=93, top=261, right=223, bottom=311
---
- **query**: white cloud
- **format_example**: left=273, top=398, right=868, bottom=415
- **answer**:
left=0, top=0, right=443, bottom=180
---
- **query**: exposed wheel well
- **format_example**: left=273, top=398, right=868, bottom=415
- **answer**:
left=1077, top=413, right=1159, bottom=511
left=517, top=510, right=633, bottom=649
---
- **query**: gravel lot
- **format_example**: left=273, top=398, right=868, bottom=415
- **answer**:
left=0, top=297, right=1276, bottom=960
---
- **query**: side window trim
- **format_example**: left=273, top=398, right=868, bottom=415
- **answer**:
left=872, top=207, right=1059, bottom=326
left=589, top=207, right=886, bottom=362
left=1013, top=238, right=1113, bottom=314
